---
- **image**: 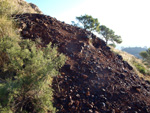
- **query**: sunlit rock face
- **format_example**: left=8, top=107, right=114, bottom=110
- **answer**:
left=11, top=0, right=42, bottom=14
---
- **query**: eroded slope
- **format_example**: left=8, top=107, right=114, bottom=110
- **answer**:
left=15, top=13, right=150, bottom=113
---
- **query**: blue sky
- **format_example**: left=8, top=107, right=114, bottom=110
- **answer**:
left=26, top=0, right=85, bottom=18
left=26, top=0, right=150, bottom=48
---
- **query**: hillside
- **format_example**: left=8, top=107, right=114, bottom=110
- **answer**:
left=14, top=0, right=42, bottom=14
left=2, top=0, right=42, bottom=14
left=121, top=47, right=147, bottom=59
left=15, top=13, right=150, bottom=112
left=0, top=0, right=150, bottom=112
left=111, top=47, right=150, bottom=81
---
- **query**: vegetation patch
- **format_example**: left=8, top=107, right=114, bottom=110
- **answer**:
left=132, top=61, right=147, bottom=75
left=0, top=37, right=66, bottom=112
left=0, top=0, right=66, bottom=112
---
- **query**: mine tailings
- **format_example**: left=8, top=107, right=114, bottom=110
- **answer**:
left=15, top=13, right=150, bottom=113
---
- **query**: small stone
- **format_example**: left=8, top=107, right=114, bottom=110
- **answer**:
left=95, top=111, right=99, bottom=113
left=22, top=23, right=26, bottom=29
left=70, top=89, right=73, bottom=93
left=136, top=88, right=141, bottom=92
left=88, top=109, right=93, bottom=113
left=72, top=105, right=76, bottom=109
left=107, top=66, right=111, bottom=70
left=44, top=23, right=48, bottom=27
left=61, top=72, right=65, bottom=75
left=64, top=77, right=67, bottom=80
left=82, top=74, right=88, bottom=79
left=36, top=18, right=39, bottom=22
left=89, top=104, right=93, bottom=108
left=18, top=28, right=22, bottom=32
left=69, top=95, right=72, bottom=100
left=111, top=109, right=115, bottom=113
left=127, top=106, right=131, bottom=109
left=132, top=86, right=141, bottom=92
left=76, top=94, right=80, bottom=98
left=100, top=102, right=106, bottom=107
left=86, top=91, right=90, bottom=96
left=102, top=88, right=106, bottom=92
left=68, top=100, right=74, bottom=106
left=120, top=91, right=126, bottom=94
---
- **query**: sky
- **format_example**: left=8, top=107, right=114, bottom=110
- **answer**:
left=26, top=0, right=150, bottom=48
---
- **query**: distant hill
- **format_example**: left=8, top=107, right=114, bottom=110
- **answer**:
left=121, top=47, right=147, bottom=59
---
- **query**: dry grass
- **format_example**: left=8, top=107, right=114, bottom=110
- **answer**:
left=0, top=17, right=18, bottom=38
left=0, top=0, right=41, bottom=16
left=110, top=46, right=150, bottom=81
left=0, top=0, right=42, bottom=38
left=11, top=0, right=42, bottom=14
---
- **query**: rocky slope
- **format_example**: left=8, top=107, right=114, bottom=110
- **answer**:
left=15, top=13, right=150, bottom=113
left=111, top=47, right=150, bottom=80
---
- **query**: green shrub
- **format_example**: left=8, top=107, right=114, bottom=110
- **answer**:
left=0, top=36, right=66, bottom=112
left=140, top=48, right=150, bottom=68
left=133, top=62, right=147, bottom=75
left=0, top=1, right=66, bottom=112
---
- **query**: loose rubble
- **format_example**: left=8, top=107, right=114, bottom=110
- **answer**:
left=15, top=13, right=150, bottom=113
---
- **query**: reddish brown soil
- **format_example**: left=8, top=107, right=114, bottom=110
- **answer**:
left=15, top=13, right=150, bottom=113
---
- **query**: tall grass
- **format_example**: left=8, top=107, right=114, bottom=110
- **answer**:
left=0, top=0, right=19, bottom=38
left=0, top=0, right=41, bottom=38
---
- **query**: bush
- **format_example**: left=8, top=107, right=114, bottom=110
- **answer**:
left=0, top=1, right=66, bottom=112
left=133, top=62, right=147, bottom=75
left=140, top=48, right=150, bottom=68
left=0, top=36, right=66, bottom=112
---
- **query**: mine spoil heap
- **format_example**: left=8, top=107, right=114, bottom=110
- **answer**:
left=15, top=13, right=150, bottom=113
